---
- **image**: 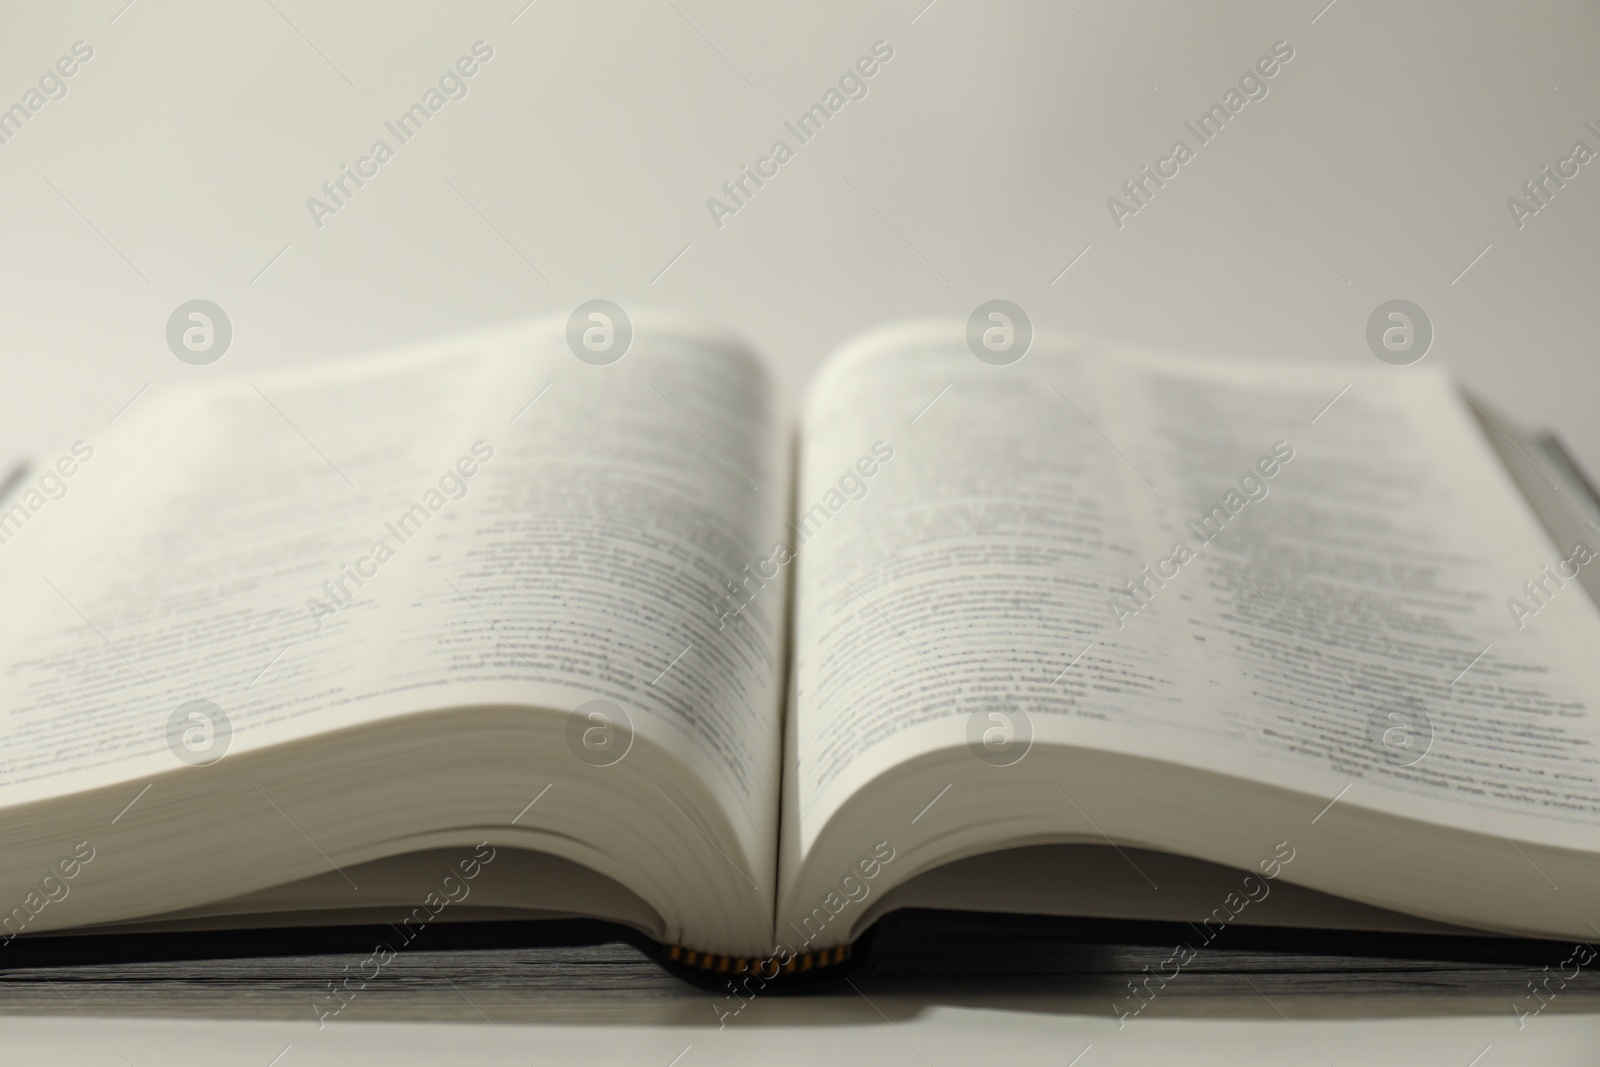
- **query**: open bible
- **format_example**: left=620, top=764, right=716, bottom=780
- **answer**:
left=2, top=316, right=1599, bottom=984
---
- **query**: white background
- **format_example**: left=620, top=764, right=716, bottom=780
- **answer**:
left=1, top=1, right=1597, bottom=463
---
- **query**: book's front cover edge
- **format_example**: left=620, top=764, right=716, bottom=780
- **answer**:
left=2, top=910, right=1580, bottom=992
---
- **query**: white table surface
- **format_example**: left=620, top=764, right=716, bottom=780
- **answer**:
left=4, top=1009, right=1599, bottom=1067
left=2, top=0, right=1598, bottom=1059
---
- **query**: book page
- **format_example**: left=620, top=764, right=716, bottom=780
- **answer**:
left=1108, top=351, right=1600, bottom=846
left=0, top=322, right=788, bottom=864
left=0, top=342, right=497, bottom=802
left=784, top=326, right=1188, bottom=855
left=355, top=326, right=789, bottom=849
left=785, top=325, right=1600, bottom=871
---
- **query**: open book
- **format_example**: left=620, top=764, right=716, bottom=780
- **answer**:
left=3, top=316, right=1599, bottom=983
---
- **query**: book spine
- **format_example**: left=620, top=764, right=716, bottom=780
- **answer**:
left=663, top=941, right=851, bottom=976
